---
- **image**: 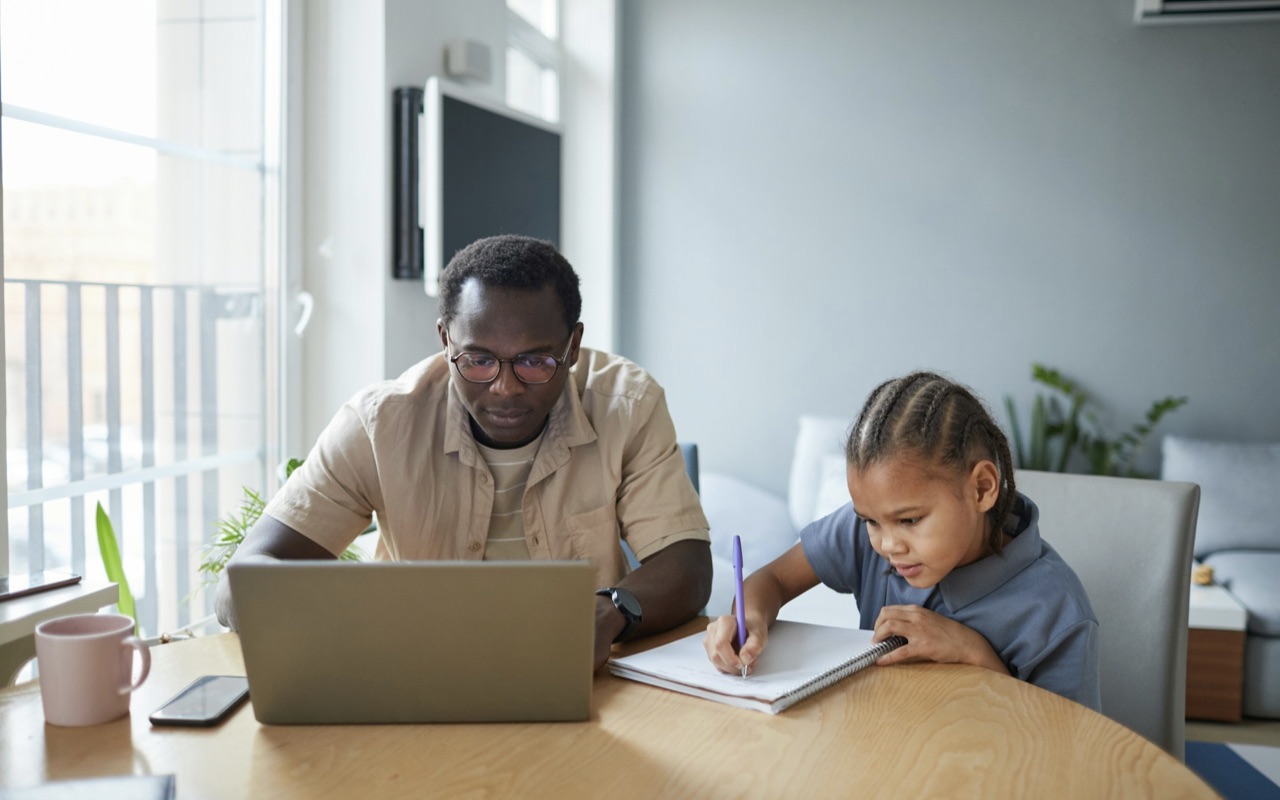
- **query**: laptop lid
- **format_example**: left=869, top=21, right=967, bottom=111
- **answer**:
left=227, top=560, right=595, bottom=724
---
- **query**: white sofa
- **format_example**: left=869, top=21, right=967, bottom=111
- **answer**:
left=702, top=415, right=860, bottom=627
left=1161, top=435, right=1280, bottom=719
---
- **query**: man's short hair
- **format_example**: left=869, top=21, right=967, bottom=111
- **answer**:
left=438, top=235, right=582, bottom=330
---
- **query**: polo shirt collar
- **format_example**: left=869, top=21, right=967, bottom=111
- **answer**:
left=937, top=492, right=1040, bottom=612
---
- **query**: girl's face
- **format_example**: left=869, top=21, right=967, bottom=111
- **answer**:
left=848, top=454, right=1001, bottom=589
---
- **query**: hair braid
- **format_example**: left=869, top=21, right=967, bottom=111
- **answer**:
left=983, top=417, right=1019, bottom=550
left=844, top=370, right=1019, bottom=555
left=847, top=378, right=895, bottom=464
left=849, top=372, right=936, bottom=468
left=920, top=383, right=959, bottom=445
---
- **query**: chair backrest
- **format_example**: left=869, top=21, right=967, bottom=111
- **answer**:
left=620, top=443, right=701, bottom=572
left=680, top=442, right=700, bottom=495
left=1016, top=470, right=1199, bottom=760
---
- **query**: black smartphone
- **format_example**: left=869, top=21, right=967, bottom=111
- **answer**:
left=0, top=570, right=82, bottom=603
left=150, top=675, right=250, bottom=727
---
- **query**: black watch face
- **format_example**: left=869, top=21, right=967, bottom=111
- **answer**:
left=613, top=588, right=642, bottom=620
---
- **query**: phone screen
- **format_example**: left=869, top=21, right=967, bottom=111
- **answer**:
left=0, top=570, right=82, bottom=602
left=150, top=675, right=250, bottom=726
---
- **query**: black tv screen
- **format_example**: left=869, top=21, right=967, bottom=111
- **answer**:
left=419, top=76, right=562, bottom=296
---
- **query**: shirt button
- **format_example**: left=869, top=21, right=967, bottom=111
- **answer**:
left=468, top=542, right=482, bottom=553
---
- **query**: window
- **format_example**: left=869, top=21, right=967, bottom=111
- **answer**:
left=506, top=0, right=561, bottom=123
left=2, top=0, right=284, bottom=637
left=508, top=0, right=558, bottom=39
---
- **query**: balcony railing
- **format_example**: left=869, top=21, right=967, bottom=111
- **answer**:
left=6, top=278, right=265, bottom=636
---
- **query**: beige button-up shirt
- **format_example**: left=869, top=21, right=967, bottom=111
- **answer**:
left=265, top=348, right=710, bottom=587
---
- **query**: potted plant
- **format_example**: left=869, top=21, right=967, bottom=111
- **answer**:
left=197, top=458, right=366, bottom=588
left=1004, top=363, right=1187, bottom=478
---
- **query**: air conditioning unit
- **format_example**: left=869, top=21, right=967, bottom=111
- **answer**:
left=1136, top=0, right=1280, bottom=23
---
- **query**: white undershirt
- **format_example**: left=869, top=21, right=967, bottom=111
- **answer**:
left=477, top=435, right=542, bottom=562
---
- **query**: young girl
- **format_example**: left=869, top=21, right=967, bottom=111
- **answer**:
left=704, top=371, right=1101, bottom=710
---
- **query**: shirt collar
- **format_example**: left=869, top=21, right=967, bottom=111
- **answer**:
left=937, top=492, right=1040, bottom=611
left=442, top=353, right=598, bottom=465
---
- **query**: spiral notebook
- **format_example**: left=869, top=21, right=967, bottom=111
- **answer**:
left=608, top=621, right=906, bottom=714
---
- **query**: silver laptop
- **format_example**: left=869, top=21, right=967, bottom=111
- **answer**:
left=227, top=560, right=595, bottom=724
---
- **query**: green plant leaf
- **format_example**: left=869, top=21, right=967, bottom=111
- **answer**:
left=196, top=462, right=367, bottom=592
left=1016, top=364, right=1187, bottom=478
left=1111, top=395, right=1190, bottom=476
left=198, top=486, right=266, bottom=583
left=1029, top=395, right=1048, bottom=470
left=1004, top=396, right=1026, bottom=469
left=95, top=503, right=138, bottom=633
left=1054, top=393, right=1086, bottom=473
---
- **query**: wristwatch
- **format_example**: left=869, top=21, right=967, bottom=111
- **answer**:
left=596, top=586, right=643, bottom=643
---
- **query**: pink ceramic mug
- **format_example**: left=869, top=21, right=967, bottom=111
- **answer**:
left=34, top=613, right=151, bottom=726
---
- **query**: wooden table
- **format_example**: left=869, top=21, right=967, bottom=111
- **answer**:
left=0, top=620, right=1216, bottom=798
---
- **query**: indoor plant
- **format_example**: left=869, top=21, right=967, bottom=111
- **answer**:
left=197, top=458, right=365, bottom=588
left=1004, top=364, right=1187, bottom=478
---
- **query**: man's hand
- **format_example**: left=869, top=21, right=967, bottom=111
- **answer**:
left=215, top=515, right=337, bottom=630
left=593, top=594, right=628, bottom=670
left=590, top=539, right=712, bottom=671
left=871, top=604, right=1009, bottom=674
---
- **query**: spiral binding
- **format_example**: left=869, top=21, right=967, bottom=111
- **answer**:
left=782, top=635, right=908, bottom=709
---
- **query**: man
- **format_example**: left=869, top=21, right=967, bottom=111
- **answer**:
left=216, top=235, right=712, bottom=669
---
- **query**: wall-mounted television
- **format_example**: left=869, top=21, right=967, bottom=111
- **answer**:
left=416, top=76, right=562, bottom=297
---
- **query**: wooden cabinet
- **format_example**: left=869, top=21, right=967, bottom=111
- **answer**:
left=1185, top=582, right=1248, bottom=723
left=1186, top=627, right=1245, bottom=722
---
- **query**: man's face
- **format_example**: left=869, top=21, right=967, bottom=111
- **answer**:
left=438, top=279, right=581, bottom=449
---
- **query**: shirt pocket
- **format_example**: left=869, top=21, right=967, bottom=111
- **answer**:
left=563, top=503, right=626, bottom=585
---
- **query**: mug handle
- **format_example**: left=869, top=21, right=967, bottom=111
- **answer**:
left=117, top=636, right=152, bottom=695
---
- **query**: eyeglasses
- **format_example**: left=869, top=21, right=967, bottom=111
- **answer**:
left=447, top=337, right=574, bottom=385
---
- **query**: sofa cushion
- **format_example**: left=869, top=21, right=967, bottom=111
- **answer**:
left=700, top=472, right=796, bottom=569
left=702, top=472, right=798, bottom=618
left=1160, top=435, right=1280, bottom=558
left=788, top=415, right=851, bottom=531
left=1203, top=551, right=1280, bottom=637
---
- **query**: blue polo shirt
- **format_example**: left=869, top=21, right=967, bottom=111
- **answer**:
left=800, top=492, right=1101, bottom=710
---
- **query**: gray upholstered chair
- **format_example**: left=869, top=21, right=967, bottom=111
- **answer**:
left=679, top=442, right=700, bottom=495
left=1017, top=470, right=1200, bottom=760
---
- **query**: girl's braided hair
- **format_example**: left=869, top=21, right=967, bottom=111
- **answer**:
left=845, top=371, right=1017, bottom=553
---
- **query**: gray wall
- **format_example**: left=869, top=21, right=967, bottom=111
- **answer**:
left=619, top=1, right=1280, bottom=496
left=300, top=1, right=619, bottom=450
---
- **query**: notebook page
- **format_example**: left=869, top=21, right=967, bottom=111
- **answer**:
left=610, top=621, right=883, bottom=704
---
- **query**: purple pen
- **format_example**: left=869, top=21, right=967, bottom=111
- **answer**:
left=733, top=535, right=748, bottom=678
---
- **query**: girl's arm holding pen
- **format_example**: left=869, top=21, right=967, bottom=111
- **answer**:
left=703, top=542, right=822, bottom=675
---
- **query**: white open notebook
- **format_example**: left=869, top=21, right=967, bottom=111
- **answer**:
left=608, top=620, right=906, bottom=714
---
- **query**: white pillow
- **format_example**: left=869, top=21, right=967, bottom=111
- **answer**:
left=1161, top=435, right=1280, bottom=558
left=810, top=453, right=852, bottom=524
left=788, top=415, right=852, bottom=531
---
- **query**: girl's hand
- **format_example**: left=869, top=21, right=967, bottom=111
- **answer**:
left=871, top=604, right=1008, bottom=674
left=703, top=613, right=768, bottom=675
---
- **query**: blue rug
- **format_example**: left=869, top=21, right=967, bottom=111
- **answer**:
left=1186, top=741, right=1280, bottom=799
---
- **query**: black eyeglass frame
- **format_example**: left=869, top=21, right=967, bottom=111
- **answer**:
left=446, top=336, right=575, bottom=385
